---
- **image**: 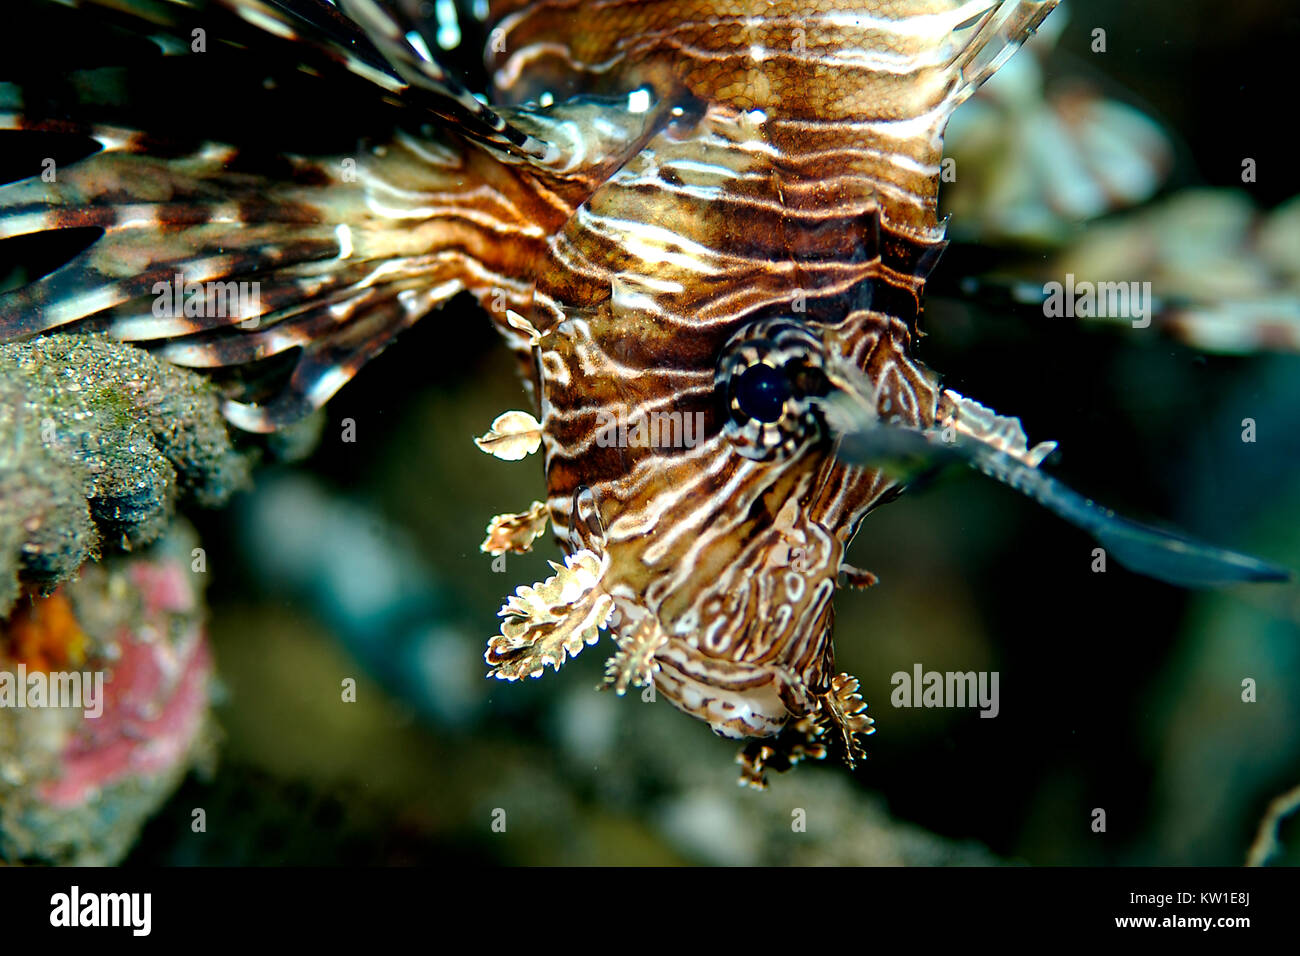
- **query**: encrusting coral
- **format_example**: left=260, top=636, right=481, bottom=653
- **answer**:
left=0, top=334, right=252, bottom=616
left=0, top=525, right=217, bottom=865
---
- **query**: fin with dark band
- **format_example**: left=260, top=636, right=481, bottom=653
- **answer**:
left=0, top=0, right=648, bottom=432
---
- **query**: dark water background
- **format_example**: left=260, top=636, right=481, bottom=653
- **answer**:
left=2, top=0, right=1298, bottom=865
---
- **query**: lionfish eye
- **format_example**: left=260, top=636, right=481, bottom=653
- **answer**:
left=717, top=319, right=829, bottom=461
left=734, top=364, right=791, bottom=423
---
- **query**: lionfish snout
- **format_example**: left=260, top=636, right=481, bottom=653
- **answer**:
left=642, top=487, right=844, bottom=737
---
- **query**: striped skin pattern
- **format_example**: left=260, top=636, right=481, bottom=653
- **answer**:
left=486, top=0, right=1058, bottom=773
left=0, top=0, right=1059, bottom=783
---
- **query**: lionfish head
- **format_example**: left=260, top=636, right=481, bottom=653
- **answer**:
left=535, top=290, right=940, bottom=740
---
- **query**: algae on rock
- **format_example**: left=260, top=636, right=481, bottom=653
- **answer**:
left=0, top=334, right=253, bottom=616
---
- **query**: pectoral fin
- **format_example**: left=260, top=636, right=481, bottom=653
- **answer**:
left=824, top=392, right=1290, bottom=588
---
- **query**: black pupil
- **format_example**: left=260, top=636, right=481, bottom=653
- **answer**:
left=735, top=364, right=791, bottom=423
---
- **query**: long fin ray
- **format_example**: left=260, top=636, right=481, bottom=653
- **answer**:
left=39, top=0, right=573, bottom=169
left=221, top=285, right=440, bottom=432
left=336, top=0, right=561, bottom=165
left=1, top=0, right=654, bottom=431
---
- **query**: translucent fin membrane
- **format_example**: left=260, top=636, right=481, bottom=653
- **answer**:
left=52, top=0, right=559, bottom=166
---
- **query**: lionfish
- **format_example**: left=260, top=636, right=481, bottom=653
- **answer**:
left=0, top=0, right=1288, bottom=786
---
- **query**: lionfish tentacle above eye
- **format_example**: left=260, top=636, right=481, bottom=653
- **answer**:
left=826, top=387, right=1291, bottom=587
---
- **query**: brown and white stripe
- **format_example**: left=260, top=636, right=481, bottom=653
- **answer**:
left=1, top=0, right=1057, bottom=741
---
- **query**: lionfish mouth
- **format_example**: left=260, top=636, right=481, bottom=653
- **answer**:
left=602, top=600, right=790, bottom=739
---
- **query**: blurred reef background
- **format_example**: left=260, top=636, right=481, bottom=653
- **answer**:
left=1, top=0, right=1299, bottom=865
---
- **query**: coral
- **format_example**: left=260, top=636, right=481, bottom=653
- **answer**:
left=5, top=592, right=87, bottom=672
left=0, top=524, right=216, bottom=865
left=0, top=334, right=252, bottom=616
left=1247, top=782, right=1300, bottom=866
